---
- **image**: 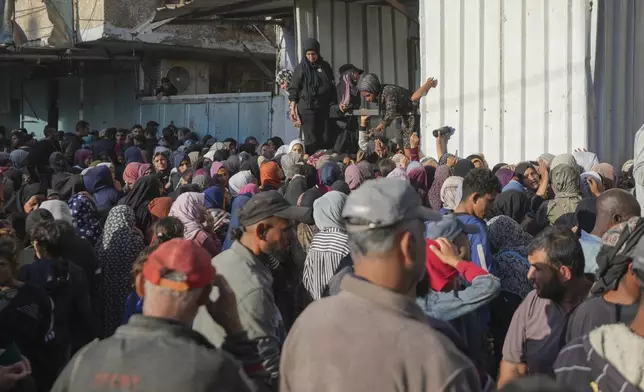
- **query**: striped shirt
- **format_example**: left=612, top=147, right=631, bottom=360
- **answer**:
left=303, top=228, right=350, bottom=300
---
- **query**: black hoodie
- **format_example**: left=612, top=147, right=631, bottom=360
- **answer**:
left=288, top=38, right=336, bottom=110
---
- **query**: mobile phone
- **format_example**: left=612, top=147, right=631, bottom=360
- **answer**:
left=0, top=342, right=23, bottom=366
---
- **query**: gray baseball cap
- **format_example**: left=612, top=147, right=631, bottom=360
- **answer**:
left=425, top=215, right=479, bottom=241
left=342, top=177, right=443, bottom=231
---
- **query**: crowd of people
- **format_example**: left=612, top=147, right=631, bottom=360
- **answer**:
left=1, top=38, right=644, bottom=392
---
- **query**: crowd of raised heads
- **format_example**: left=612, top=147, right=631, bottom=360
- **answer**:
left=1, top=119, right=644, bottom=392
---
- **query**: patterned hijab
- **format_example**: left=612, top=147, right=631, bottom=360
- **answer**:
left=428, top=165, right=452, bottom=211
left=68, top=194, right=102, bottom=246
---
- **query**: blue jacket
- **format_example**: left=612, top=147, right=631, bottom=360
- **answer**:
left=454, top=213, right=495, bottom=274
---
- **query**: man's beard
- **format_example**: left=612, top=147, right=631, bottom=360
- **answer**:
left=535, top=276, right=566, bottom=302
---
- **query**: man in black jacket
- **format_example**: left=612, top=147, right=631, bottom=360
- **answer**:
left=60, top=121, right=89, bottom=165
left=51, top=239, right=270, bottom=392
left=288, top=38, right=336, bottom=154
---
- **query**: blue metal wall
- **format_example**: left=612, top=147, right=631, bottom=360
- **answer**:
left=138, top=93, right=273, bottom=141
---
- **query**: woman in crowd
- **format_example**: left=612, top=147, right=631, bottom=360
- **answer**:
left=260, top=161, right=283, bottom=191
left=428, top=165, right=452, bottom=211
left=50, top=152, right=82, bottom=201
left=83, top=166, right=122, bottom=212
left=152, top=151, right=170, bottom=188
left=440, top=176, right=463, bottom=215
left=169, top=192, right=220, bottom=257
left=203, top=185, right=230, bottom=240
left=303, top=191, right=349, bottom=300
left=118, top=175, right=161, bottom=236
left=97, top=205, right=145, bottom=338
left=71, top=149, right=92, bottom=174
left=288, top=38, right=335, bottom=153
left=147, top=196, right=174, bottom=222
left=69, top=193, right=103, bottom=246
left=536, top=160, right=581, bottom=226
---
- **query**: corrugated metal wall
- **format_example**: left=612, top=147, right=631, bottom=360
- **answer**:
left=138, top=93, right=273, bottom=141
left=295, top=0, right=416, bottom=88
left=419, top=0, right=591, bottom=165
left=420, top=0, right=644, bottom=168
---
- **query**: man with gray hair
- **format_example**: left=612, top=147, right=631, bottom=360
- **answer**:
left=280, top=178, right=482, bottom=391
left=51, top=239, right=270, bottom=392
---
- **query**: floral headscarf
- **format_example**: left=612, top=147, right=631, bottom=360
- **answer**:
left=487, top=215, right=533, bottom=298
left=69, top=194, right=102, bottom=246
left=428, top=165, right=452, bottom=211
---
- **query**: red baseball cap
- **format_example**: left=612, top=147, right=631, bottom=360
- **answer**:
left=143, top=239, right=216, bottom=291
left=425, top=239, right=458, bottom=292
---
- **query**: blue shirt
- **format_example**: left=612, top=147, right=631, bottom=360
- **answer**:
left=579, top=230, right=602, bottom=274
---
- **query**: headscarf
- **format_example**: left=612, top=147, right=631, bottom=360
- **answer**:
left=580, top=171, right=604, bottom=198
left=550, top=153, right=578, bottom=171
left=386, top=168, right=408, bottom=180
left=240, top=184, right=260, bottom=195
left=440, top=176, right=463, bottom=212
left=574, top=197, right=597, bottom=234
left=344, top=165, right=364, bottom=191
left=222, top=155, right=240, bottom=175
left=123, top=162, right=144, bottom=185
left=315, top=154, right=332, bottom=170
left=188, top=151, right=200, bottom=165
left=313, top=191, right=347, bottom=230
left=260, top=161, right=283, bottom=189
left=173, top=152, right=190, bottom=171
left=9, top=149, right=28, bottom=169
left=193, top=173, right=214, bottom=190
left=69, top=193, right=102, bottom=246
left=408, top=168, right=429, bottom=191
left=118, top=175, right=161, bottom=231
left=428, top=165, right=452, bottom=211
left=148, top=197, right=174, bottom=219
left=97, top=205, right=145, bottom=337
left=208, top=141, right=227, bottom=154
left=488, top=190, right=530, bottom=223
left=25, top=209, right=53, bottom=241
left=204, top=185, right=225, bottom=209
left=538, top=153, right=555, bottom=168
left=318, top=162, right=342, bottom=189
left=452, top=159, right=475, bottom=177
left=209, top=161, right=225, bottom=179
left=439, top=153, right=456, bottom=166
left=503, top=180, right=526, bottom=193
left=592, top=217, right=644, bottom=295
left=592, top=163, right=617, bottom=189
left=487, top=215, right=534, bottom=298
left=170, top=192, right=206, bottom=240
left=39, top=200, right=72, bottom=224
left=406, top=161, right=423, bottom=175
left=573, top=151, right=599, bottom=172
left=17, top=183, right=44, bottom=212
left=49, top=152, right=70, bottom=173
left=330, top=180, right=350, bottom=195
left=288, top=139, right=304, bottom=154
left=547, top=164, right=582, bottom=224
left=124, top=147, right=144, bottom=165
left=281, top=152, right=302, bottom=180
left=228, top=170, right=255, bottom=198
left=465, top=154, right=488, bottom=169
left=356, top=160, right=374, bottom=180
left=495, top=168, right=515, bottom=189
left=73, top=149, right=92, bottom=168
left=622, top=159, right=635, bottom=174
left=299, top=38, right=325, bottom=109
left=358, top=73, right=382, bottom=95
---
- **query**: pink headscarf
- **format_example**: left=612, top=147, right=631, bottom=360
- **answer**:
left=123, top=162, right=143, bottom=185
left=138, top=163, right=152, bottom=179
left=239, top=184, right=260, bottom=195
left=344, top=165, right=364, bottom=190
left=592, top=163, right=617, bottom=189
left=169, top=192, right=205, bottom=240
left=210, top=161, right=225, bottom=178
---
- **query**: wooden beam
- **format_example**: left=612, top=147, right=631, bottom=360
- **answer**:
left=384, top=0, right=418, bottom=24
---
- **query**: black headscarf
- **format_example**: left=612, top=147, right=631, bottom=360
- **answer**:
left=284, top=176, right=308, bottom=206
left=299, top=187, right=323, bottom=208
left=25, top=208, right=54, bottom=241
left=331, top=180, right=350, bottom=195
left=487, top=190, right=530, bottom=224
left=300, top=38, right=324, bottom=107
left=118, top=175, right=160, bottom=233
left=268, top=137, right=285, bottom=149
left=574, top=198, right=597, bottom=234
left=592, top=217, right=644, bottom=295
left=514, top=162, right=533, bottom=183
left=425, top=166, right=436, bottom=188
left=453, top=160, right=475, bottom=177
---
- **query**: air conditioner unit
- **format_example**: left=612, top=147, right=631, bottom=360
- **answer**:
left=158, top=60, right=210, bottom=95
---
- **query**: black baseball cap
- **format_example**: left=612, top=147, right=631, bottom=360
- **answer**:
left=239, top=191, right=312, bottom=227
left=339, top=64, right=364, bottom=75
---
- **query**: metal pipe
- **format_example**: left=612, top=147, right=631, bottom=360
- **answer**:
left=0, top=54, right=139, bottom=60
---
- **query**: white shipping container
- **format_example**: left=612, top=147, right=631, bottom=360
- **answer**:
left=419, top=0, right=644, bottom=168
